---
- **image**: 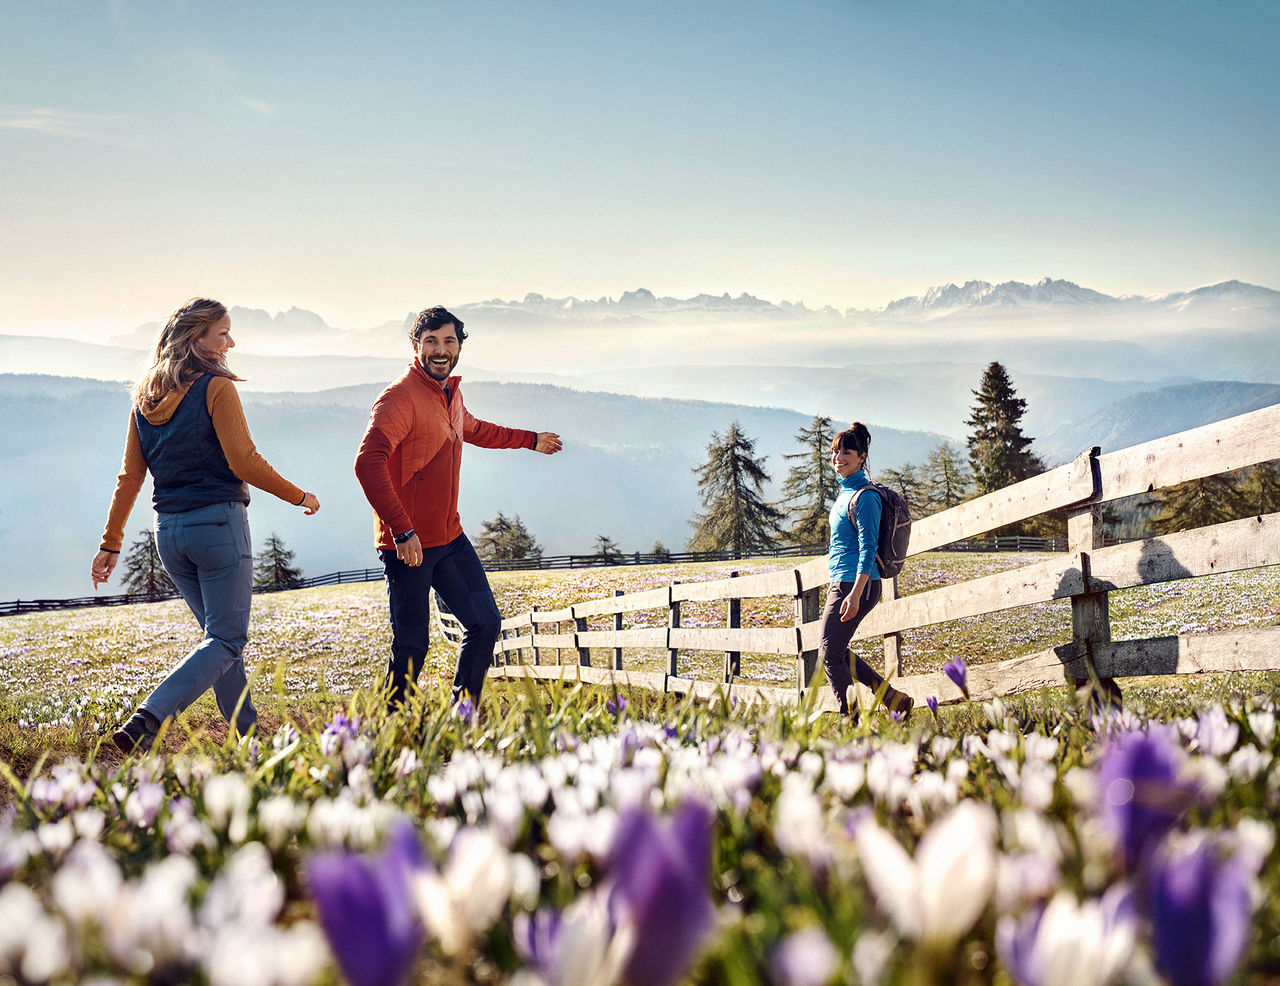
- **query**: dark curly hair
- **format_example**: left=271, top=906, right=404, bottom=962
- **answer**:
left=410, top=306, right=467, bottom=344
left=831, top=421, right=871, bottom=456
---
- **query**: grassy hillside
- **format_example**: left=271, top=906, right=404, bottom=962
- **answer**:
left=2, top=553, right=1279, bottom=986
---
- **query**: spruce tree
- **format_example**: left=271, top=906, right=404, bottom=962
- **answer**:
left=964, top=362, right=1044, bottom=494
left=923, top=441, right=973, bottom=514
left=475, top=512, right=543, bottom=562
left=778, top=415, right=835, bottom=545
left=1152, top=474, right=1248, bottom=534
left=253, top=533, right=303, bottom=589
left=650, top=540, right=672, bottom=561
left=121, top=529, right=176, bottom=597
left=689, top=422, right=785, bottom=553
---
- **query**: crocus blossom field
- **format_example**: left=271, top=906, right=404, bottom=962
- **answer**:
left=1, top=556, right=1279, bottom=986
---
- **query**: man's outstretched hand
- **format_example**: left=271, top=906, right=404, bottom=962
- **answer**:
left=535, top=432, right=563, bottom=455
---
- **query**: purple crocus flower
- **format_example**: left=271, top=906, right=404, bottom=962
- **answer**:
left=1147, top=835, right=1253, bottom=986
left=609, top=799, right=717, bottom=986
left=1097, top=726, right=1197, bottom=871
left=926, top=695, right=939, bottom=717
left=453, top=697, right=475, bottom=724
left=942, top=658, right=969, bottom=699
left=606, top=694, right=628, bottom=717
left=307, top=820, right=426, bottom=986
left=514, top=907, right=565, bottom=971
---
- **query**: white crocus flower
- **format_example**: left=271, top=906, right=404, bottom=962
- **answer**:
left=995, top=887, right=1135, bottom=986
left=203, top=774, right=251, bottom=844
left=393, top=746, right=421, bottom=779
left=257, top=795, right=307, bottom=851
left=413, top=827, right=514, bottom=955
left=775, top=774, right=831, bottom=871
left=856, top=800, right=998, bottom=946
left=52, top=840, right=122, bottom=926
left=513, top=889, right=634, bottom=986
left=1247, top=711, right=1275, bottom=747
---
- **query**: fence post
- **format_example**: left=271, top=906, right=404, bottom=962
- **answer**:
left=1066, top=447, right=1120, bottom=712
left=573, top=607, right=591, bottom=667
left=883, top=576, right=902, bottom=679
left=793, top=570, right=822, bottom=691
left=724, top=572, right=741, bottom=683
left=613, top=589, right=624, bottom=671
left=531, top=605, right=540, bottom=666
left=667, top=584, right=680, bottom=676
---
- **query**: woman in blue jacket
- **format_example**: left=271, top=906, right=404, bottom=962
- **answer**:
left=822, top=422, right=913, bottom=719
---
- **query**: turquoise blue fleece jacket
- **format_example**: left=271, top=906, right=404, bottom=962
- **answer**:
left=828, top=469, right=882, bottom=582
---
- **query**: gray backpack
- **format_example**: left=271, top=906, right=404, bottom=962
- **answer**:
left=849, top=484, right=912, bottom=579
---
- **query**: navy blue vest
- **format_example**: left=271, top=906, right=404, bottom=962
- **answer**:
left=135, top=374, right=249, bottom=513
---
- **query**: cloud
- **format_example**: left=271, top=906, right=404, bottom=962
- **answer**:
left=0, top=106, right=129, bottom=139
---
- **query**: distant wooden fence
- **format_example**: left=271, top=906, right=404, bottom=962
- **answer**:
left=0, top=536, right=1067, bottom=618
left=480, top=404, right=1280, bottom=713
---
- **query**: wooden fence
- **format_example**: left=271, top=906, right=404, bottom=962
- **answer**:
left=479, top=404, right=1280, bottom=713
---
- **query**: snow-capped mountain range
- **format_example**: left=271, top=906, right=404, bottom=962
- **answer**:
left=231, top=277, right=1280, bottom=333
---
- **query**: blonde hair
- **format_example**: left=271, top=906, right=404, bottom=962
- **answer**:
left=131, top=298, right=241, bottom=409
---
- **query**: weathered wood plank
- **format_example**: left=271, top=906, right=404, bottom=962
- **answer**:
left=669, top=627, right=800, bottom=654
left=531, top=632, right=576, bottom=650
left=907, top=449, right=1097, bottom=554
left=670, top=567, right=799, bottom=602
left=574, top=628, right=669, bottom=649
left=1087, top=513, right=1280, bottom=591
left=571, top=586, right=671, bottom=618
left=1090, top=629, right=1280, bottom=677
left=850, top=553, right=1083, bottom=638
left=796, top=557, right=829, bottom=593
left=531, top=607, right=574, bottom=623
left=1096, top=404, right=1280, bottom=503
left=500, top=614, right=534, bottom=633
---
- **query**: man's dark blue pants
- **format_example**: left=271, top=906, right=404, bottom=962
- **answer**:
left=378, top=533, right=502, bottom=707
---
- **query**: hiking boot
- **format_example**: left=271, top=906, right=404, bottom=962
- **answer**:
left=886, top=689, right=914, bottom=719
left=112, top=711, right=158, bottom=755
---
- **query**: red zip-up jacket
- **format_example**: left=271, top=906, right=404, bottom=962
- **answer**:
left=353, top=362, right=536, bottom=550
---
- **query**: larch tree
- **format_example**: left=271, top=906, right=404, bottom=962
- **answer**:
left=253, top=533, right=303, bottom=589
left=778, top=415, right=836, bottom=545
left=923, top=441, right=973, bottom=514
left=689, top=422, right=785, bottom=553
left=1152, top=473, right=1248, bottom=534
left=878, top=461, right=930, bottom=516
left=1239, top=462, right=1280, bottom=517
left=592, top=535, right=623, bottom=564
left=475, top=512, right=543, bottom=562
left=121, top=529, right=176, bottom=596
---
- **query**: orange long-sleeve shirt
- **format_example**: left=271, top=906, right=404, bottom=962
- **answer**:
left=99, top=376, right=305, bottom=552
left=354, top=363, right=536, bottom=550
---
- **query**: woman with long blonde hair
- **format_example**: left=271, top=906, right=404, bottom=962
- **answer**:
left=91, top=298, right=320, bottom=753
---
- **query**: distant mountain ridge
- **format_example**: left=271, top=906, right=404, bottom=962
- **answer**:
left=99, top=277, right=1280, bottom=342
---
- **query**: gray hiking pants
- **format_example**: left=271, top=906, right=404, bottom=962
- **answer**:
left=141, top=500, right=258, bottom=736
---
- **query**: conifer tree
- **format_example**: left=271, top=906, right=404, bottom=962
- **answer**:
left=592, top=535, right=622, bottom=564
left=253, top=533, right=303, bottom=589
left=964, top=362, right=1044, bottom=494
left=878, top=462, right=929, bottom=516
left=689, top=422, right=784, bottom=553
left=475, top=512, right=543, bottom=562
left=1239, top=462, right=1280, bottom=516
left=121, top=529, right=176, bottom=597
left=650, top=540, right=672, bottom=561
left=923, top=441, right=973, bottom=514
left=1152, top=473, right=1248, bottom=534
left=778, top=415, right=835, bottom=545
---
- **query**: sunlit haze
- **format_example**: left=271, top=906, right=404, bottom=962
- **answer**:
left=2, top=1, right=1277, bottom=341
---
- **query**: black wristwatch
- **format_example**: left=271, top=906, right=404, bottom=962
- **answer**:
left=393, top=528, right=416, bottom=544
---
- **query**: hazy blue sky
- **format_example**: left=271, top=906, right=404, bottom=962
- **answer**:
left=2, top=0, right=1276, bottom=335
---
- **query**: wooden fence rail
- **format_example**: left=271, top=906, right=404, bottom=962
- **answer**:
left=479, top=403, right=1280, bottom=713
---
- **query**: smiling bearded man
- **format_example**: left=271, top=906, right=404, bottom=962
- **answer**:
left=354, top=306, right=563, bottom=709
